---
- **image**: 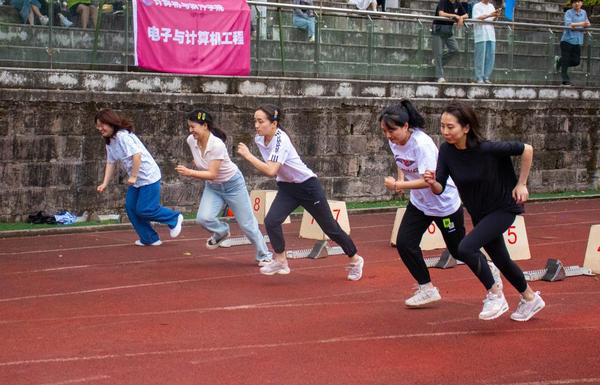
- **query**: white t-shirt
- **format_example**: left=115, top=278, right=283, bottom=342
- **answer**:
left=186, top=133, right=239, bottom=184
left=388, top=128, right=461, bottom=217
left=255, top=128, right=316, bottom=183
left=106, top=130, right=161, bottom=187
left=473, top=2, right=497, bottom=43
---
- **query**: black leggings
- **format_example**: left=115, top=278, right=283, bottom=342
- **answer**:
left=459, top=209, right=528, bottom=293
left=265, top=177, right=357, bottom=257
left=396, top=202, right=495, bottom=289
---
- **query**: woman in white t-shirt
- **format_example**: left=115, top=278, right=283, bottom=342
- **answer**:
left=381, top=100, right=504, bottom=319
left=472, top=0, right=500, bottom=83
left=175, top=109, right=272, bottom=266
left=96, top=109, right=183, bottom=246
left=237, top=104, right=365, bottom=280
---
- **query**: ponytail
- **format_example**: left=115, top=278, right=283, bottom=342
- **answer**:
left=186, top=109, right=227, bottom=143
left=379, top=99, right=425, bottom=130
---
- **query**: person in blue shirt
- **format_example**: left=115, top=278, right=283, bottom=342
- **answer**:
left=555, top=0, right=591, bottom=86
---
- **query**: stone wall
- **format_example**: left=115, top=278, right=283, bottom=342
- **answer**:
left=0, top=69, right=599, bottom=222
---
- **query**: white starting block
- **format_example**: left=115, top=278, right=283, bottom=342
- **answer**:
left=523, top=223, right=599, bottom=282
left=287, top=200, right=350, bottom=259
left=218, top=190, right=288, bottom=248
left=250, top=190, right=290, bottom=225
left=583, top=224, right=600, bottom=274
left=390, top=208, right=446, bottom=250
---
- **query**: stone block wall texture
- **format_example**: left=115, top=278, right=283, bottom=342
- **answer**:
left=0, top=70, right=599, bottom=221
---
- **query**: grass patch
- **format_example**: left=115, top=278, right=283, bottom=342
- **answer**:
left=0, top=220, right=120, bottom=232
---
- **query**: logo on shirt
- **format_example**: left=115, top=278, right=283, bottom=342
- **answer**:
left=394, top=156, right=415, bottom=167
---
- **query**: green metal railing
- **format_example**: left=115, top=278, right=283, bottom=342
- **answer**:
left=0, top=0, right=599, bottom=85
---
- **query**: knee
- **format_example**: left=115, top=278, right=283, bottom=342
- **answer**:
left=264, top=213, right=281, bottom=232
left=457, top=239, right=477, bottom=259
left=196, top=213, right=212, bottom=227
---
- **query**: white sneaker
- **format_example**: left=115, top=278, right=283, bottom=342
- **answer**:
left=169, top=214, right=183, bottom=238
left=346, top=256, right=364, bottom=281
left=259, top=260, right=290, bottom=275
left=476, top=79, right=485, bottom=84
left=206, top=231, right=230, bottom=250
left=405, top=285, right=441, bottom=307
left=488, top=261, right=503, bottom=290
left=437, top=77, right=446, bottom=83
left=39, top=15, right=49, bottom=25
left=59, top=13, right=73, bottom=28
left=510, top=291, right=545, bottom=322
left=479, top=291, right=509, bottom=320
left=134, top=239, right=162, bottom=246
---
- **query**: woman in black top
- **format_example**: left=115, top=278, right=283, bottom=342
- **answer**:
left=424, top=102, right=545, bottom=322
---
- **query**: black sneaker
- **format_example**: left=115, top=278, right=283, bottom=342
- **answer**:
left=562, top=81, right=572, bottom=86
left=206, top=232, right=230, bottom=250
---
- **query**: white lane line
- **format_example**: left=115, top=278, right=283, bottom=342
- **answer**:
left=0, top=326, right=595, bottom=368
left=495, top=379, right=600, bottom=385
left=38, top=375, right=111, bottom=385
left=0, top=290, right=380, bottom=324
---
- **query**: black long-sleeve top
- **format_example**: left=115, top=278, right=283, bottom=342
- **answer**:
left=435, top=140, right=525, bottom=222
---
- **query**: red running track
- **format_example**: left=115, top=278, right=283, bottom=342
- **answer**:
left=0, top=199, right=599, bottom=385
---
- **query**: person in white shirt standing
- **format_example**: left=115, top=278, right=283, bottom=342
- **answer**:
left=472, top=0, right=500, bottom=83
left=381, top=100, right=505, bottom=320
left=96, top=109, right=183, bottom=246
left=175, top=109, right=272, bottom=266
left=236, top=104, right=365, bottom=280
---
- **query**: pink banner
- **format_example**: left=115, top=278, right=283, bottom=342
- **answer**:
left=133, top=0, right=250, bottom=75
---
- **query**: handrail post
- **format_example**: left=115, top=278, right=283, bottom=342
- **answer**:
left=545, top=28, right=555, bottom=83
left=314, top=15, right=320, bottom=77
left=277, top=6, right=285, bottom=76
left=125, top=0, right=130, bottom=72
left=507, top=25, right=514, bottom=75
left=585, top=31, right=592, bottom=86
left=254, top=4, right=262, bottom=75
left=91, top=0, right=106, bottom=68
left=47, top=0, right=54, bottom=69
left=367, top=15, right=373, bottom=79
left=416, top=19, right=424, bottom=68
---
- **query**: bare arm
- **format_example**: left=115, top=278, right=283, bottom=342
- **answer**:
left=127, top=153, right=142, bottom=185
left=423, top=170, right=444, bottom=195
left=175, top=159, right=222, bottom=181
left=97, top=162, right=116, bottom=192
left=512, top=144, right=533, bottom=204
left=237, top=143, right=281, bottom=177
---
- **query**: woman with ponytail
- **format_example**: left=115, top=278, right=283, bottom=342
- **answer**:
left=237, top=104, right=365, bottom=280
left=175, top=109, right=272, bottom=266
left=381, top=100, right=504, bottom=320
left=96, top=108, right=183, bottom=246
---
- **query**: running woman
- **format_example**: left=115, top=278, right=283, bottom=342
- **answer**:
left=96, top=109, right=183, bottom=246
left=424, top=101, right=545, bottom=322
left=175, top=109, right=272, bottom=266
left=381, top=100, right=503, bottom=318
left=236, top=104, right=365, bottom=280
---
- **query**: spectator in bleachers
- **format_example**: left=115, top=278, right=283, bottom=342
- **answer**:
left=472, top=0, right=500, bottom=83
left=348, top=0, right=377, bottom=11
left=555, top=0, right=590, bottom=86
left=67, top=0, right=97, bottom=29
left=292, top=0, right=316, bottom=42
left=11, top=0, right=49, bottom=25
left=431, top=0, right=467, bottom=83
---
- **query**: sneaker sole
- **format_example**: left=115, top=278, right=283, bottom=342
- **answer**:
left=405, top=296, right=442, bottom=308
left=510, top=302, right=545, bottom=322
left=479, top=302, right=509, bottom=320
